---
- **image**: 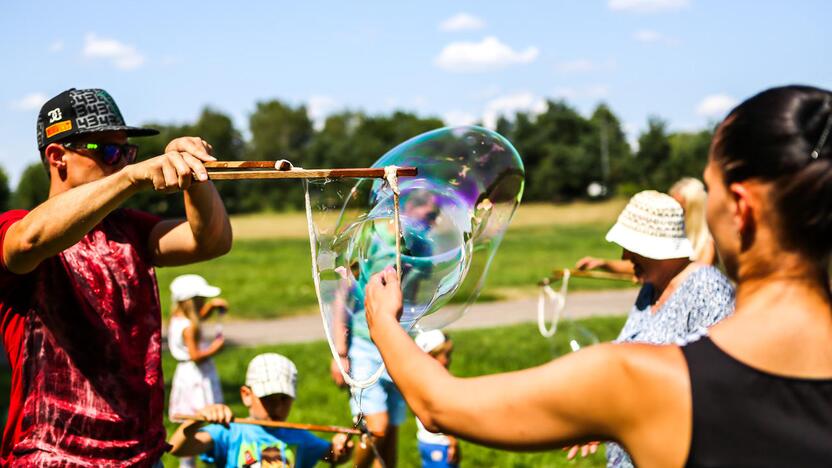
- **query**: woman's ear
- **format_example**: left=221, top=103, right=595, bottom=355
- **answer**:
left=729, top=181, right=758, bottom=250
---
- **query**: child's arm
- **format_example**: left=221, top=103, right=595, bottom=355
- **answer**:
left=321, top=433, right=354, bottom=465
left=168, top=404, right=233, bottom=457
left=183, top=323, right=224, bottom=363
left=199, top=297, right=229, bottom=319
left=329, top=273, right=351, bottom=387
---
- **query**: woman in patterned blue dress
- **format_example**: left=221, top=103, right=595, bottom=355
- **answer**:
left=591, top=190, right=735, bottom=467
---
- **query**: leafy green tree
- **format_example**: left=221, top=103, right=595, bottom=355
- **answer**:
left=246, top=100, right=314, bottom=210
left=13, top=163, right=49, bottom=209
left=588, top=104, right=632, bottom=195
left=635, top=116, right=672, bottom=189
left=191, top=108, right=247, bottom=213
left=0, top=166, right=11, bottom=211
left=665, top=129, right=713, bottom=188
left=503, top=100, right=614, bottom=201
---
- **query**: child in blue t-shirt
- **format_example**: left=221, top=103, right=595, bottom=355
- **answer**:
left=169, top=353, right=353, bottom=467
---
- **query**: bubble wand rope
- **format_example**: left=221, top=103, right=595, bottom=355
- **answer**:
left=304, top=182, right=385, bottom=390
left=384, top=165, right=403, bottom=280
left=303, top=166, right=404, bottom=468
left=537, top=269, right=570, bottom=338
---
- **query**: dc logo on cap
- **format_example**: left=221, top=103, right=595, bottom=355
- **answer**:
left=47, top=108, right=62, bottom=123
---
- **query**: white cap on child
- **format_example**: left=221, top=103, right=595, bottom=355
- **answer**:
left=415, top=330, right=446, bottom=353
left=170, top=274, right=221, bottom=302
left=245, top=353, right=298, bottom=399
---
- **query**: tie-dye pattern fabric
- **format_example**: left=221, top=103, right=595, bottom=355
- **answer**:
left=0, top=208, right=166, bottom=467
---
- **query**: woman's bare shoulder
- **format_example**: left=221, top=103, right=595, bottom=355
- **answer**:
left=597, top=342, right=693, bottom=466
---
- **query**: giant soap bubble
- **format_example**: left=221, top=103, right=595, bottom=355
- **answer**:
left=304, top=126, right=524, bottom=387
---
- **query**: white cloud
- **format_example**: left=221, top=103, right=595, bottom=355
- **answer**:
left=10, top=93, right=48, bottom=111
left=608, top=0, right=689, bottom=13
left=442, top=110, right=478, bottom=127
left=553, top=85, right=610, bottom=100
left=482, top=92, right=547, bottom=129
left=696, top=94, right=737, bottom=119
left=306, top=95, right=339, bottom=130
left=435, top=36, right=539, bottom=73
left=633, top=29, right=678, bottom=45
left=48, top=40, right=64, bottom=53
left=439, top=13, right=485, bottom=32
left=83, top=33, right=145, bottom=70
left=555, top=58, right=615, bottom=73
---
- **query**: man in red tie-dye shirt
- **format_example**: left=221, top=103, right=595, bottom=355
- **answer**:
left=0, top=88, right=233, bottom=466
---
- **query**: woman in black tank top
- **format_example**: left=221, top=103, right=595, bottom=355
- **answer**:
left=362, top=85, right=832, bottom=467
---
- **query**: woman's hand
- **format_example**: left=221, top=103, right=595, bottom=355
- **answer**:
left=564, top=441, right=599, bottom=460
left=365, top=266, right=403, bottom=331
left=447, top=436, right=461, bottom=464
left=576, top=256, right=606, bottom=271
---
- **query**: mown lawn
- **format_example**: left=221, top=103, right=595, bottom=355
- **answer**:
left=156, top=223, right=630, bottom=320
left=156, top=317, right=626, bottom=467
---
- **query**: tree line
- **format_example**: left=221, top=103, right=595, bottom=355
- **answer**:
left=4, top=98, right=714, bottom=216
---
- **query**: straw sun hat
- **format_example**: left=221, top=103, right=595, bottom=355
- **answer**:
left=605, top=190, right=693, bottom=260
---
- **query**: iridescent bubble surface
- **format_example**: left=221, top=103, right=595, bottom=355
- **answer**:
left=305, top=126, right=524, bottom=385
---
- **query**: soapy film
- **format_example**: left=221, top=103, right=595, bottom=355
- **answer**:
left=305, top=126, right=524, bottom=385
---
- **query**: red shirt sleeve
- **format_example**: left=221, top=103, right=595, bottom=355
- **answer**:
left=0, top=210, right=30, bottom=274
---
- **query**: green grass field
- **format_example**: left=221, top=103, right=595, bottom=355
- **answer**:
left=157, top=316, right=625, bottom=467
left=156, top=221, right=630, bottom=320
left=155, top=200, right=631, bottom=320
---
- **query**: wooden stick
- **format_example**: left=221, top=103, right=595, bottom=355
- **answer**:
left=205, top=161, right=290, bottom=169
left=540, top=269, right=636, bottom=285
left=203, top=163, right=417, bottom=181
left=173, top=414, right=363, bottom=435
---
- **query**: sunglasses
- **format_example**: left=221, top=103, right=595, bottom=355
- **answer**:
left=62, top=142, right=139, bottom=165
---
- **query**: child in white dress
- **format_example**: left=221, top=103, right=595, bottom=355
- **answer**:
left=167, top=274, right=227, bottom=468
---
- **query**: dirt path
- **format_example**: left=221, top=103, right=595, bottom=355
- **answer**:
left=204, top=288, right=638, bottom=346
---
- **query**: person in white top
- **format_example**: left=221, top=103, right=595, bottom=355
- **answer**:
left=414, top=330, right=460, bottom=468
left=167, top=274, right=228, bottom=468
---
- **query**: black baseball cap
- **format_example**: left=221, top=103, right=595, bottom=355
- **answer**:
left=36, top=88, right=159, bottom=150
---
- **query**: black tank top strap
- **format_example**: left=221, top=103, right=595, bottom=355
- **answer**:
left=681, top=335, right=832, bottom=467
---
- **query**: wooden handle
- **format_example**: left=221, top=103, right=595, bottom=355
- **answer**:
left=541, top=269, right=636, bottom=284
left=203, top=163, right=417, bottom=181
left=173, top=414, right=363, bottom=435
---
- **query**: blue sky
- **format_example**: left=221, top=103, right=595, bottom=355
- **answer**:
left=1, top=0, right=829, bottom=185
